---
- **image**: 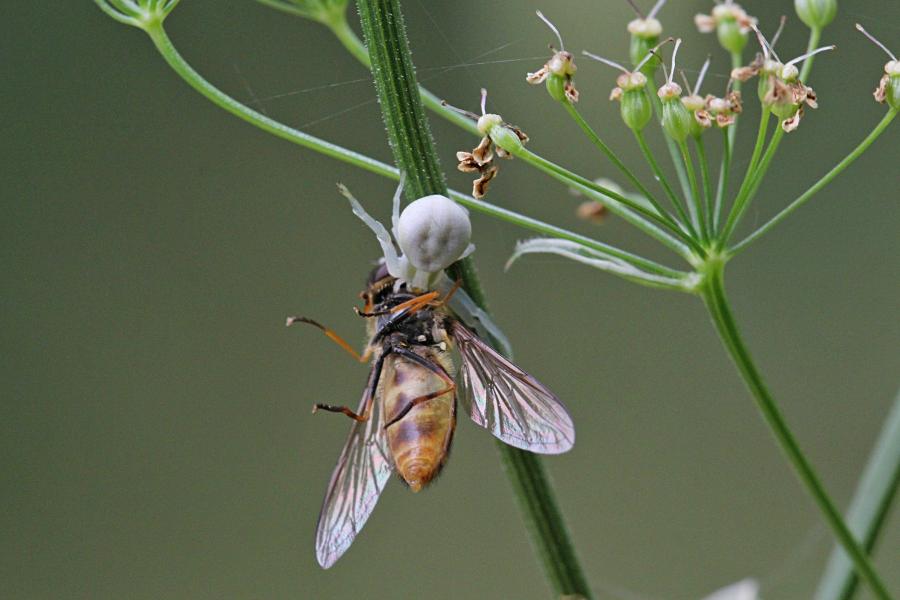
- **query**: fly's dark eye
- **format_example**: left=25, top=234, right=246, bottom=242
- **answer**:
left=366, top=261, right=390, bottom=287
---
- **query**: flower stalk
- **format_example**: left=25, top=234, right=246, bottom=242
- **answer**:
left=355, top=0, right=591, bottom=597
left=700, top=260, right=893, bottom=600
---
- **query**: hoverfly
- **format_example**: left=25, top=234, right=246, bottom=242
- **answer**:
left=288, top=179, right=574, bottom=569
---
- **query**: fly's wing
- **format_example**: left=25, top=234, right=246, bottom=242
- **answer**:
left=315, top=372, right=393, bottom=569
left=451, top=320, right=575, bottom=454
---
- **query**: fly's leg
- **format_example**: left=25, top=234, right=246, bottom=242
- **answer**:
left=388, top=290, right=440, bottom=315
left=311, top=346, right=391, bottom=421
left=383, top=347, right=456, bottom=429
left=286, top=316, right=371, bottom=363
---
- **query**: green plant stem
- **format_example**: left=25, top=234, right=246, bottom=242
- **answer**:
left=722, top=125, right=785, bottom=244
left=327, top=15, right=480, bottom=135
left=719, top=108, right=771, bottom=244
left=816, top=388, right=900, bottom=600
left=678, top=140, right=706, bottom=242
left=633, top=130, right=697, bottom=240
left=355, top=1, right=591, bottom=598
left=714, top=127, right=730, bottom=232
left=142, top=22, right=673, bottom=277
left=732, top=108, right=898, bottom=254
left=695, top=136, right=715, bottom=242
left=727, top=50, right=743, bottom=151
left=700, top=261, right=893, bottom=600
left=561, top=102, right=675, bottom=224
left=510, top=145, right=702, bottom=258
left=800, top=27, right=822, bottom=83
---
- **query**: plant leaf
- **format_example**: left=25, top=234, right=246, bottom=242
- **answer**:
left=814, top=388, right=900, bottom=600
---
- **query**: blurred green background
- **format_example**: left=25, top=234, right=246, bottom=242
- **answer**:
left=2, top=1, right=898, bottom=598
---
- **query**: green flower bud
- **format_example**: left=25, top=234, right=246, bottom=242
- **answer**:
left=658, top=83, right=692, bottom=142
left=476, top=113, right=502, bottom=136
left=546, top=73, right=567, bottom=103
left=621, top=88, right=653, bottom=131
left=695, top=3, right=757, bottom=55
left=489, top=125, right=526, bottom=156
left=628, top=18, right=663, bottom=76
left=857, top=25, right=900, bottom=109
left=630, top=34, right=661, bottom=76
left=880, top=61, right=900, bottom=109
left=794, top=0, right=837, bottom=30
left=717, top=16, right=748, bottom=54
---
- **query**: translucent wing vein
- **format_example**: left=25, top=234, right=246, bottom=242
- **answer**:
left=315, top=374, right=393, bottom=568
left=452, top=321, right=575, bottom=454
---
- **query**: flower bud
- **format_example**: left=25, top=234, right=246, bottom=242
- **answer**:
left=628, top=18, right=663, bottom=76
left=476, top=113, right=502, bottom=136
left=489, top=125, right=527, bottom=156
left=546, top=73, right=567, bottom=103
left=717, top=16, right=749, bottom=54
left=397, top=195, right=472, bottom=273
left=879, top=61, right=900, bottom=109
left=660, top=95, right=694, bottom=142
left=527, top=12, right=579, bottom=103
left=857, top=25, right=900, bottom=109
left=621, top=88, right=653, bottom=132
left=695, top=3, right=757, bottom=55
left=794, top=0, right=837, bottom=30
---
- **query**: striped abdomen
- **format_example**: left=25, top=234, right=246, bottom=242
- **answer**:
left=380, top=347, right=456, bottom=492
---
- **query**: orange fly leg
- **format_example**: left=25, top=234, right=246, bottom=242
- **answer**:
left=383, top=346, right=456, bottom=429
left=434, top=279, right=462, bottom=308
left=389, top=290, right=440, bottom=316
left=286, top=316, right=367, bottom=363
left=312, top=391, right=374, bottom=422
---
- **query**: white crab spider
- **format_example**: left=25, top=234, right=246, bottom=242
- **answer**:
left=338, top=175, right=512, bottom=356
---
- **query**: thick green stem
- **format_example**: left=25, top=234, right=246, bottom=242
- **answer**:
left=732, top=108, right=898, bottom=254
left=355, top=1, right=591, bottom=597
left=700, top=261, right=893, bottom=600
left=327, top=16, right=480, bottom=135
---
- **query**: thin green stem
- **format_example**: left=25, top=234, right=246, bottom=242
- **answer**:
left=678, top=140, right=706, bottom=242
left=732, top=108, right=898, bottom=254
left=356, top=1, right=590, bottom=597
left=510, top=145, right=703, bottom=258
left=633, top=130, right=697, bottom=240
left=714, top=127, right=731, bottom=232
left=728, top=52, right=743, bottom=144
left=700, top=261, right=894, bottom=600
left=800, top=27, right=823, bottom=84
left=719, top=108, right=771, bottom=244
left=142, top=21, right=662, bottom=277
left=561, top=102, right=676, bottom=225
left=722, top=125, right=784, bottom=244
left=695, top=136, right=715, bottom=242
